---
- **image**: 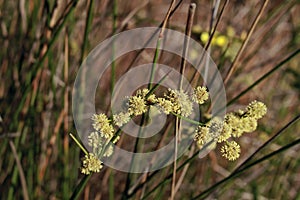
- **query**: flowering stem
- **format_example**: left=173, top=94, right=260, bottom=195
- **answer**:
left=172, top=112, right=204, bottom=125
left=69, top=133, right=88, bottom=155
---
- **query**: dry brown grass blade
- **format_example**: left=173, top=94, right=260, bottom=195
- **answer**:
left=9, top=140, right=29, bottom=200
left=63, top=28, right=69, bottom=159
left=172, top=3, right=196, bottom=200
left=224, top=0, right=270, bottom=85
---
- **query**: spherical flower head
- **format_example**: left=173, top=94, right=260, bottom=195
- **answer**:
left=225, top=113, right=244, bottom=138
left=240, top=117, right=258, bottom=133
left=156, top=98, right=173, bottom=114
left=221, top=141, right=241, bottom=161
left=215, top=35, right=228, bottom=47
left=113, top=112, right=131, bottom=127
left=207, top=117, right=223, bottom=139
left=92, top=114, right=114, bottom=138
left=92, top=114, right=109, bottom=131
left=200, top=32, right=209, bottom=43
left=81, top=153, right=103, bottom=175
left=192, top=86, right=209, bottom=104
left=217, top=122, right=232, bottom=143
left=165, top=89, right=193, bottom=117
left=127, top=95, right=148, bottom=116
left=88, top=132, right=101, bottom=149
left=194, top=126, right=210, bottom=148
left=245, top=100, right=267, bottom=119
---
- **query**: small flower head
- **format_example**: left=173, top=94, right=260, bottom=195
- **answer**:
left=88, top=132, right=101, bottom=148
left=207, top=117, right=223, bottom=138
left=240, top=117, right=258, bottom=133
left=165, top=89, right=193, bottom=117
left=217, top=122, right=232, bottom=143
left=192, top=86, right=209, bottom=104
left=113, top=112, right=131, bottom=127
left=200, top=32, right=210, bottom=43
left=156, top=98, right=173, bottom=114
left=215, top=35, right=228, bottom=47
left=91, top=114, right=114, bottom=138
left=221, top=141, right=241, bottom=161
left=194, top=126, right=210, bottom=148
left=81, top=153, right=103, bottom=174
left=245, top=100, right=267, bottom=119
left=127, top=95, right=148, bottom=116
left=225, top=113, right=244, bottom=138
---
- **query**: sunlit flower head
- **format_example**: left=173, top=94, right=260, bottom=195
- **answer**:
left=225, top=113, right=243, bottom=138
left=245, top=100, right=267, bottom=119
left=240, top=117, right=258, bottom=133
left=207, top=117, right=223, bottom=138
left=192, top=86, right=209, bottom=105
left=194, top=126, right=210, bottom=148
left=217, top=122, right=232, bottom=143
left=91, top=114, right=114, bottom=138
left=88, top=132, right=101, bottom=149
left=113, top=112, right=131, bottom=127
left=81, top=153, right=103, bottom=175
left=156, top=98, right=173, bottom=114
left=215, top=35, right=228, bottom=47
left=221, top=141, right=241, bottom=161
left=127, top=95, right=148, bottom=116
left=165, top=89, right=193, bottom=117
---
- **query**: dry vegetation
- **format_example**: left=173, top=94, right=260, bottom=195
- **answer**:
left=0, top=0, right=299, bottom=199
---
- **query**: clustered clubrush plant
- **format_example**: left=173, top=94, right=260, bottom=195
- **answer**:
left=80, top=86, right=267, bottom=174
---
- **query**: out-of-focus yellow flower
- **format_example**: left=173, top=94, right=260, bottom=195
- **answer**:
left=227, top=26, right=236, bottom=38
left=241, top=31, right=247, bottom=40
left=215, top=35, right=228, bottom=47
left=200, top=32, right=210, bottom=44
left=192, top=25, right=202, bottom=34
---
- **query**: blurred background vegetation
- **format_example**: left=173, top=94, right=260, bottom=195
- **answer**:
left=0, top=0, right=299, bottom=199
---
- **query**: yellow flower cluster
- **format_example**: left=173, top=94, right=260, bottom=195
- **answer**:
left=164, top=89, right=193, bottom=117
left=126, top=87, right=209, bottom=117
left=192, top=86, right=209, bottom=104
left=200, top=32, right=228, bottom=47
left=81, top=86, right=210, bottom=174
left=194, top=100, right=267, bottom=161
left=81, top=153, right=103, bottom=175
left=221, top=141, right=241, bottom=161
left=91, top=114, right=114, bottom=139
left=113, top=112, right=131, bottom=127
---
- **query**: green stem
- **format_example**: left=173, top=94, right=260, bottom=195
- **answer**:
left=70, top=174, right=92, bottom=200
left=69, top=133, right=88, bottom=155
